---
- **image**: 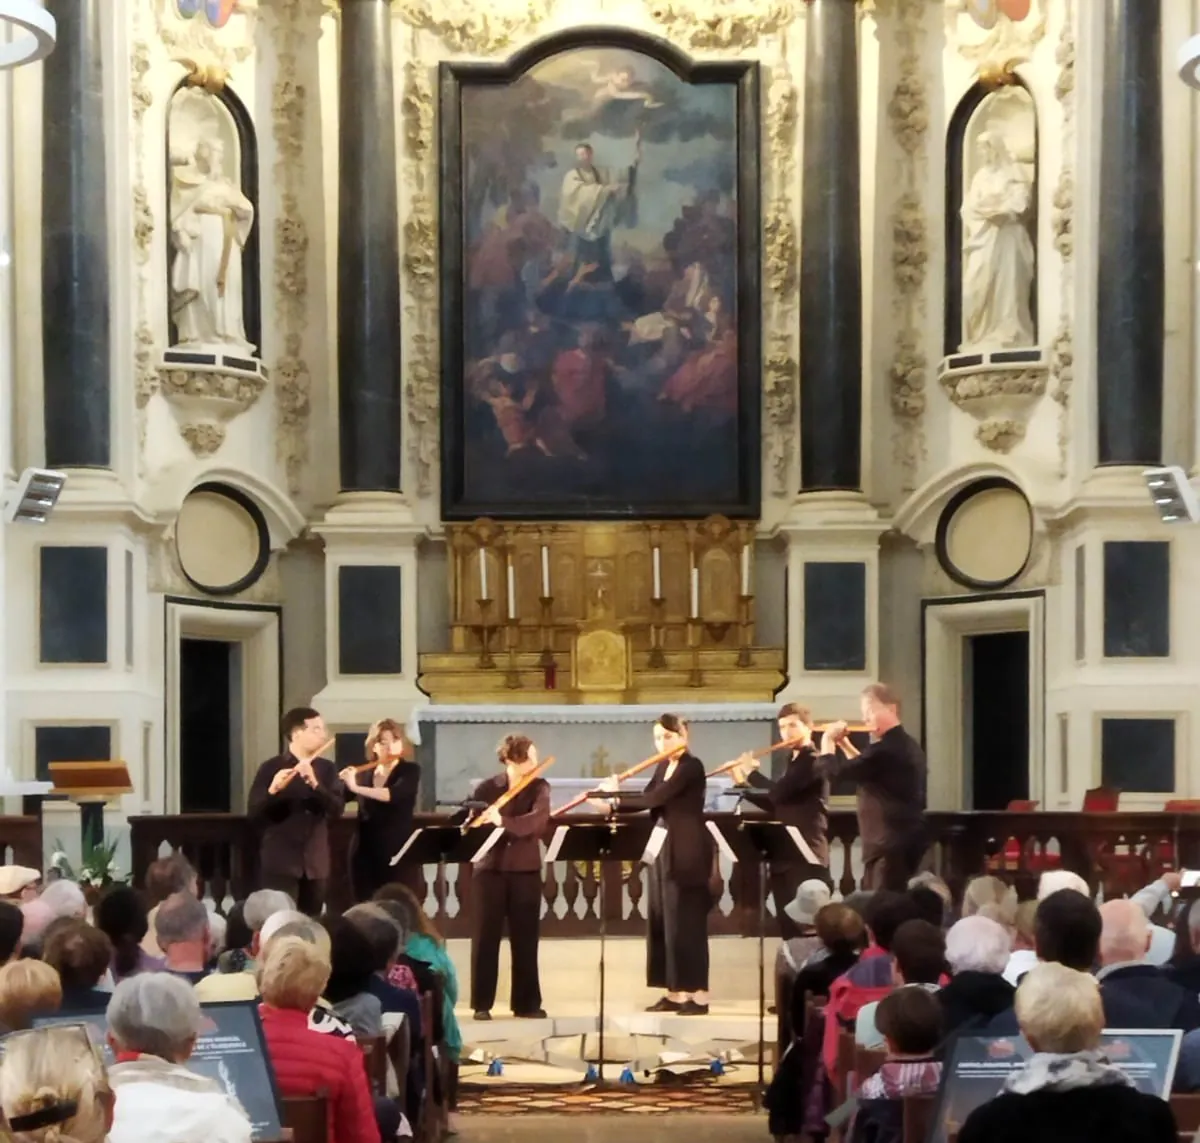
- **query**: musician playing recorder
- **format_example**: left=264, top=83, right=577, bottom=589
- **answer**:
left=469, top=734, right=551, bottom=1021
left=247, top=706, right=345, bottom=917
left=728, top=702, right=831, bottom=938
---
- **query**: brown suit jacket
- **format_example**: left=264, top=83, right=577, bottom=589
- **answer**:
left=248, top=753, right=345, bottom=880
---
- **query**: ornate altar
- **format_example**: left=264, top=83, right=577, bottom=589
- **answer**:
left=417, top=517, right=785, bottom=703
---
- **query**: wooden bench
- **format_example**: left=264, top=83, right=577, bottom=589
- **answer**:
left=281, top=1094, right=328, bottom=1143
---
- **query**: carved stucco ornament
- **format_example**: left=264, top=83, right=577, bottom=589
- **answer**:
left=156, top=362, right=269, bottom=458
left=648, top=0, right=796, bottom=52
left=1051, top=0, right=1075, bottom=474
left=940, top=364, right=1048, bottom=454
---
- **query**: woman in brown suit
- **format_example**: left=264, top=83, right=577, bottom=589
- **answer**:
left=610, top=713, right=713, bottom=1015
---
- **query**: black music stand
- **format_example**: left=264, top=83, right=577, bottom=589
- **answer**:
left=712, top=814, right=823, bottom=1092
left=545, top=814, right=650, bottom=1082
left=389, top=821, right=501, bottom=880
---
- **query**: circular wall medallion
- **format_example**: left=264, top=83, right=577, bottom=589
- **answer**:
left=965, top=0, right=999, bottom=30
left=0, top=1, right=57, bottom=69
left=935, top=478, right=1033, bottom=591
left=175, top=483, right=270, bottom=596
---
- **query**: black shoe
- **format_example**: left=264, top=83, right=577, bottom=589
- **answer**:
left=645, top=997, right=683, bottom=1012
left=677, top=1001, right=709, bottom=1016
left=514, top=1008, right=548, bottom=1019
left=473, top=1010, right=491, bottom=1021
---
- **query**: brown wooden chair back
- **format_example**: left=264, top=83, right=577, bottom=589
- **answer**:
left=1171, top=1094, right=1200, bottom=1132
left=388, top=1017, right=412, bottom=1104
left=359, top=1034, right=388, bottom=1096
left=281, top=1094, right=328, bottom=1143
left=854, top=1045, right=887, bottom=1083
left=836, top=1029, right=857, bottom=1101
left=903, top=1094, right=935, bottom=1143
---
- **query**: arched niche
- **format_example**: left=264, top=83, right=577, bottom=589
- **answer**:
left=164, top=80, right=261, bottom=355
left=944, top=78, right=1038, bottom=357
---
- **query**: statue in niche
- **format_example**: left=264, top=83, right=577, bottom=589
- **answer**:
left=960, top=128, right=1035, bottom=350
left=168, top=90, right=256, bottom=355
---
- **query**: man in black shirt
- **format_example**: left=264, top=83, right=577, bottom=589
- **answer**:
left=730, top=702, right=830, bottom=937
left=825, top=683, right=927, bottom=891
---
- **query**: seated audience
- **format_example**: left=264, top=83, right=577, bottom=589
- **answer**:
left=374, top=883, right=463, bottom=1063
left=155, top=892, right=211, bottom=983
left=1004, top=899, right=1038, bottom=986
left=907, top=885, right=947, bottom=929
left=984, top=888, right=1101, bottom=1035
left=856, top=919, right=945, bottom=1049
left=790, top=902, right=865, bottom=1007
left=0, top=866, right=41, bottom=903
left=962, top=875, right=1018, bottom=928
left=196, top=902, right=306, bottom=1002
left=258, top=935, right=382, bottom=1143
left=0, top=899, right=26, bottom=963
left=322, top=915, right=384, bottom=1038
left=40, top=879, right=88, bottom=922
left=0, top=1023, right=114, bottom=1143
left=850, top=987, right=944, bottom=1143
left=939, top=916, right=1014, bottom=1038
left=0, top=959, right=62, bottom=1032
left=19, top=899, right=54, bottom=958
left=1095, top=898, right=1200, bottom=1031
left=207, top=909, right=227, bottom=967
left=106, top=974, right=253, bottom=1143
left=907, top=872, right=953, bottom=923
left=958, top=963, right=1177, bottom=1143
left=215, top=901, right=253, bottom=973
left=42, top=918, right=112, bottom=1009
left=779, top=880, right=831, bottom=978
left=1037, top=869, right=1090, bottom=900
left=1168, top=898, right=1200, bottom=996
left=142, top=853, right=199, bottom=958
left=95, top=886, right=164, bottom=983
left=1128, top=869, right=1181, bottom=965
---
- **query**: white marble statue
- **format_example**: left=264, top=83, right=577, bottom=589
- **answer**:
left=960, top=130, right=1035, bottom=351
left=169, top=136, right=255, bottom=355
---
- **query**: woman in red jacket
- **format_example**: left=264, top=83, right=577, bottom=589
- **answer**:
left=258, top=935, right=380, bottom=1143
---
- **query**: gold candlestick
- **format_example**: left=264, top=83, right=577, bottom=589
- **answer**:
left=538, top=596, right=555, bottom=668
left=648, top=596, right=667, bottom=669
left=737, top=593, right=754, bottom=668
left=472, top=598, right=496, bottom=669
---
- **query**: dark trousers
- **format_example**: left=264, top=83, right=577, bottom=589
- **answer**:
left=262, top=872, right=327, bottom=917
left=769, top=865, right=804, bottom=941
left=470, top=870, right=543, bottom=1014
left=863, top=833, right=926, bottom=891
left=351, top=836, right=423, bottom=904
left=646, top=856, right=710, bottom=993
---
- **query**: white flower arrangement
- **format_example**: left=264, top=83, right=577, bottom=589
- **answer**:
left=50, top=834, right=127, bottom=888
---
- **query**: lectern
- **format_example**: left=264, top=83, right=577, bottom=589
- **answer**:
left=49, top=760, right=133, bottom=854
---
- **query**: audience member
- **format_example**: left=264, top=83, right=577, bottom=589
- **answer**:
left=962, top=875, right=1018, bottom=928
left=939, top=916, right=1014, bottom=1037
left=779, top=880, right=831, bottom=978
left=0, top=959, right=62, bottom=1032
left=1168, top=899, right=1200, bottom=997
left=257, top=935, right=382, bottom=1143
left=849, top=987, right=944, bottom=1143
left=1004, top=899, right=1039, bottom=985
left=216, top=902, right=253, bottom=973
left=154, top=892, right=211, bottom=983
left=790, top=903, right=865, bottom=1004
left=95, top=886, right=164, bottom=983
left=18, top=900, right=54, bottom=958
left=0, top=866, right=42, bottom=903
left=1037, top=870, right=1090, bottom=900
left=142, top=853, right=198, bottom=958
left=908, top=885, right=946, bottom=929
left=856, top=919, right=945, bottom=1048
left=42, top=918, right=112, bottom=1008
left=196, top=890, right=295, bottom=1001
left=39, top=879, right=88, bottom=921
left=907, top=872, right=952, bottom=917
left=0, top=1024, right=114, bottom=1143
left=207, top=909, right=227, bottom=965
left=1095, top=898, right=1200, bottom=1031
left=957, top=963, right=1177, bottom=1143
left=322, top=915, right=384, bottom=1038
left=106, top=974, right=253, bottom=1143
left=1129, top=870, right=1182, bottom=965
left=0, top=899, right=26, bottom=962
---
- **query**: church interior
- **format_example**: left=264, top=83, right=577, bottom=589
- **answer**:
left=1, top=0, right=1199, bottom=1136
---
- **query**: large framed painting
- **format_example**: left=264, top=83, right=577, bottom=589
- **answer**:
left=439, top=29, right=761, bottom=520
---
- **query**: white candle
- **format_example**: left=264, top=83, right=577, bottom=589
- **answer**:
left=541, top=546, right=551, bottom=597
left=507, top=560, right=517, bottom=619
left=479, top=549, right=489, bottom=600
left=652, top=547, right=662, bottom=599
left=690, top=565, right=699, bottom=618
left=741, top=543, right=751, bottom=594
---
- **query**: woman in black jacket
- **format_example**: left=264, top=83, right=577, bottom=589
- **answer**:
left=610, top=713, right=713, bottom=1015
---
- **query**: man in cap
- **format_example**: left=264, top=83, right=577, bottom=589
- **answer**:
left=0, top=866, right=40, bottom=903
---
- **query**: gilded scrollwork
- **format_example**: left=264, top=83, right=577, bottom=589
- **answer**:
left=1051, top=0, right=1075, bottom=474
left=395, top=0, right=556, bottom=55
left=647, top=0, right=796, bottom=52
left=131, top=24, right=156, bottom=468
left=888, top=0, right=930, bottom=490
left=269, top=0, right=313, bottom=494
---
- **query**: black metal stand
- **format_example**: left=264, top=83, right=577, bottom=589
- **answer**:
left=598, top=837, right=610, bottom=1082
left=757, top=856, right=767, bottom=1091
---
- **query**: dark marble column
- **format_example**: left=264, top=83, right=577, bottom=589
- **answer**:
left=799, top=0, right=861, bottom=491
left=42, top=0, right=110, bottom=469
left=338, top=0, right=402, bottom=491
left=1097, top=0, right=1163, bottom=465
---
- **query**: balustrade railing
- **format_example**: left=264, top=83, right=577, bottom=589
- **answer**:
left=128, top=809, right=1189, bottom=937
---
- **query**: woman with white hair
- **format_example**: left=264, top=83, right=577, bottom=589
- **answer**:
left=106, top=974, right=252, bottom=1143
left=0, top=1024, right=113, bottom=1143
left=957, top=963, right=1177, bottom=1143
left=937, top=915, right=1015, bottom=1038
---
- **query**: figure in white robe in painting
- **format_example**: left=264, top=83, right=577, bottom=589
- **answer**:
left=170, top=138, right=256, bottom=354
left=557, top=138, right=640, bottom=283
left=960, top=130, right=1035, bottom=351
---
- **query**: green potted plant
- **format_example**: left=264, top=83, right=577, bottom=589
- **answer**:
left=49, top=833, right=128, bottom=904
